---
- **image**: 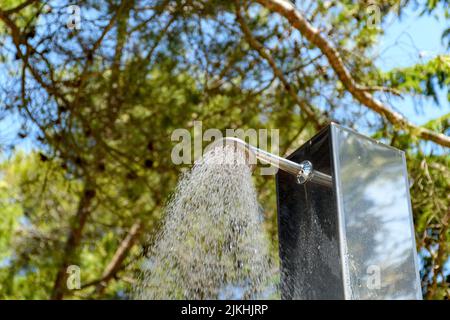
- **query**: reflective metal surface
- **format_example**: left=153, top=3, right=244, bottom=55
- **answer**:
left=331, top=125, right=422, bottom=299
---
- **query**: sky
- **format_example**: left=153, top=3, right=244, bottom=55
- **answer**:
left=376, top=5, right=449, bottom=124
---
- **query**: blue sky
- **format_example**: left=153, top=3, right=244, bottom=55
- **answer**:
left=376, top=6, right=449, bottom=124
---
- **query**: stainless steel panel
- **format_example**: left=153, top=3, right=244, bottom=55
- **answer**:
left=331, top=124, right=422, bottom=299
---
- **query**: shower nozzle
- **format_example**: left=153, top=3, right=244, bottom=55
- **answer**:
left=208, top=137, right=332, bottom=187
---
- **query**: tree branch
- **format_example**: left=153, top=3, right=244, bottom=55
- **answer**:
left=235, top=3, right=324, bottom=130
left=3, top=0, right=38, bottom=15
left=93, top=220, right=143, bottom=295
left=0, top=8, right=70, bottom=106
left=254, top=0, right=450, bottom=148
left=51, top=184, right=96, bottom=300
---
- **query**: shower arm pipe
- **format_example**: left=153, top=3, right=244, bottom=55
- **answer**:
left=216, top=137, right=332, bottom=187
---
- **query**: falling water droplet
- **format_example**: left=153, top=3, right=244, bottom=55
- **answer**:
left=134, top=145, right=274, bottom=299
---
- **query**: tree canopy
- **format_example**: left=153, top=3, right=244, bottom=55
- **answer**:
left=0, top=0, right=448, bottom=299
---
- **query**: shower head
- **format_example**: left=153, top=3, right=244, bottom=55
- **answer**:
left=207, top=137, right=332, bottom=187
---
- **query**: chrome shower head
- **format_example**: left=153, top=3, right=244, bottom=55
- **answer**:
left=207, top=137, right=332, bottom=187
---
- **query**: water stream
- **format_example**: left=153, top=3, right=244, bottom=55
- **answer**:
left=134, top=145, right=275, bottom=299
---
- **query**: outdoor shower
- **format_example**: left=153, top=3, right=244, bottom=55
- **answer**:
left=216, top=123, right=422, bottom=300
